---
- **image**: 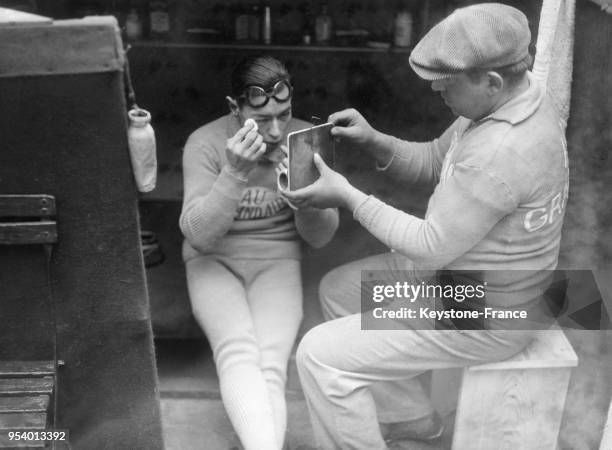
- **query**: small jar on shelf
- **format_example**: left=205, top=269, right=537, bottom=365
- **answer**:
left=149, top=0, right=171, bottom=39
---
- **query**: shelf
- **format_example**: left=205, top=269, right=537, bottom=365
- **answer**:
left=129, top=40, right=413, bottom=54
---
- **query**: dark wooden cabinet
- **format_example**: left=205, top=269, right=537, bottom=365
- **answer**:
left=0, top=16, right=163, bottom=447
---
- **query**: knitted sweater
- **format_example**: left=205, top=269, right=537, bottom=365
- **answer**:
left=180, top=114, right=339, bottom=261
left=357, top=73, right=568, bottom=307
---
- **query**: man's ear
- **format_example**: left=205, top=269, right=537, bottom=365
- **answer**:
left=486, top=71, right=504, bottom=95
left=226, top=96, right=240, bottom=116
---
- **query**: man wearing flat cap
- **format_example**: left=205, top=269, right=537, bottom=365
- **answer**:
left=282, top=3, right=568, bottom=449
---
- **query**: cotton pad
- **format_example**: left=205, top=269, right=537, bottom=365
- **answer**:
left=244, top=118, right=258, bottom=132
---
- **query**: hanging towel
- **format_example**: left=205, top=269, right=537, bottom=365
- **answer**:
left=532, top=0, right=576, bottom=130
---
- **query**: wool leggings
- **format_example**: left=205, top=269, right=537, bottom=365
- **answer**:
left=186, top=255, right=303, bottom=450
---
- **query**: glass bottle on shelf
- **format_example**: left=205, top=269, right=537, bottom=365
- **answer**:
left=125, top=7, right=143, bottom=41
left=298, top=2, right=313, bottom=45
left=248, top=4, right=261, bottom=42
left=149, top=0, right=171, bottom=39
left=315, top=3, right=333, bottom=44
left=393, top=2, right=413, bottom=47
left=235, top=3, right=249, bottom=41
left=262, top=4, right=272, bottom=44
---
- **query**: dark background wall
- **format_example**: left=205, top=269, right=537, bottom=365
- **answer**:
left=129, top=4, right=612, bottom=446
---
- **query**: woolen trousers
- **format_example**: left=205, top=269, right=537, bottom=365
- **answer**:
left=296, top=252, right=536, bottom=449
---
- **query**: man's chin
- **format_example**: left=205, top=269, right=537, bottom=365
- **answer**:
left=265, top=142, right=280, bottom=153
left=261, top=143, right=283, bottom=163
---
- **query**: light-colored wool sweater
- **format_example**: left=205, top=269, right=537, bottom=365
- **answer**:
left=358, top=73, right=569, bottom=307
left=180, top=114, right=339, bottom=261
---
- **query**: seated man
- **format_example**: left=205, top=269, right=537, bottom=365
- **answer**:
left=180, top=55, right=338, bottom=450
left=281, top=3, right=568, bottom=449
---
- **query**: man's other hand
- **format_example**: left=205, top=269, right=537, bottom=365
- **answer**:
left=328, top=108, right=376, bottom=147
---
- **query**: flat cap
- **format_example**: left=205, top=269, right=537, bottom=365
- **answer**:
left=409, top=3, right=531, bottom=80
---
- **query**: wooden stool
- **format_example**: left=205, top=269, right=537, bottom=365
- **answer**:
left=451, top=327, right=578, bottom=450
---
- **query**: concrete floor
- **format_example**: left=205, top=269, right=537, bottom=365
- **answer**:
left=154, top=339, right=457, bottom=450
left=160, top=393, right=455, bottom=450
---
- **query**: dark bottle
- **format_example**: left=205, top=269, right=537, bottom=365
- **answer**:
left=235, top=3, right=249, bottom=41
left=248, top=4, right=261, bottom=41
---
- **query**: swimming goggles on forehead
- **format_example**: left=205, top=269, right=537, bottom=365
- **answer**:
left=239, top=80, right=293, bottom=108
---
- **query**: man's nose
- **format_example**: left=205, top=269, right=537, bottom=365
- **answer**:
left=267, top=119, right=281, bottom=140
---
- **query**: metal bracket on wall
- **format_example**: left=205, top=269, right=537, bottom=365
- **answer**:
left=0, top=195, right=57, bottom=245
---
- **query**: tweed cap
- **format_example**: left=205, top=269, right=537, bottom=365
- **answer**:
left=409, top=3, right=531, bottom=80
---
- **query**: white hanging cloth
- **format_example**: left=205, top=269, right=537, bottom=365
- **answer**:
left=532, top=0, right=576, bottom=131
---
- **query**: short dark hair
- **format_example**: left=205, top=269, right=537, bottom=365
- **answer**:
left=230, top=55, right=291, bottom=104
